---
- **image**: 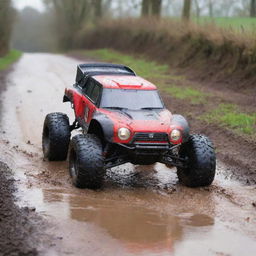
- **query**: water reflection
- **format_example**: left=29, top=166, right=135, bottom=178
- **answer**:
left=41, top=187, right=215, bottom=254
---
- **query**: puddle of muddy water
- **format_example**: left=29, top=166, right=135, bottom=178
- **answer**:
left=15, top=173, right=256, bottom=256
left=1, top=53, right=256, bottom=256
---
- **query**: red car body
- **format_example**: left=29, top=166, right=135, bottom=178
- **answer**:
left=65, top=74, right=186, bottom=146
left=42, top=63, right=216, bottom=189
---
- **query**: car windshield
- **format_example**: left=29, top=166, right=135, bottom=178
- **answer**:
left=100, top=89, right=164, bottom=110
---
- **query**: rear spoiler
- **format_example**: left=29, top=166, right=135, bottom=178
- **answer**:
left=76, top=63, right=136, bottom=83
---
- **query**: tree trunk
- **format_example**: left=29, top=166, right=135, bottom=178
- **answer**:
left=93, top=0, right=102, bottom=19
left=208, top=0, right=213, bottom=18
left=0, top=0, right=14, bottom=56
left=45, top=0, right=90, bottom=50
left=194, top=0, right=200, bottom=19
left=151, top=0, right=162, bottom=17
left=141, top=0, right=150, bottom=16
left=182, top=0, right=191, bottom=21
left=251, top=0, right=256, bottom=17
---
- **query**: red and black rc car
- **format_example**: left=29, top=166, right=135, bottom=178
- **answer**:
left=42, top=63, right=216, bottom=189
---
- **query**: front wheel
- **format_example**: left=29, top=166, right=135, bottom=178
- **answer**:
left=177, top=134, right=216, bottom=187
left=69, top=134, right=105, bottom=189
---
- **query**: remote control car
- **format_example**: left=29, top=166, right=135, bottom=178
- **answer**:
left=42, top=63, right=216, bottom=189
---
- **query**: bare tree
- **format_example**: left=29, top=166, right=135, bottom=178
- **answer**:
left=251, top=0, right=256, bottom=17
left=141, top=0, right=162, bottom=17
left=208, top=0, right=213, bottom=17
left=152, top=0, right=162, bottom=17
left=44, top=0, right=91, bottom=49
left=182, top=0, right=191, bottom=21
left=93, top=0, right=102, bottom=20
left=141, top=0, right=150, bottom=16
left=194, top=0, right=201, bottom=18
left=0, top=0, right=14, bottom=56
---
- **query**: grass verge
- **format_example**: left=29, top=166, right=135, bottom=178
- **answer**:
left=195, top=17, right=256, bottom=32
left=164, top=86, right=207, bottom=104
left=77, top=18, right=256, bottom=90
left=78, top=49, right=255, bottom=138
left=0, top=50, right=22, bottom=71
left=200, top=104, right=256, bottom=135
left=83, top=48, right=205, bottom=104
left=85, top=48, right=169, bottom=80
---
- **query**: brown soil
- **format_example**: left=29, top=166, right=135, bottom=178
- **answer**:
left=0, top=162, right=40, bottom=256
left=0, top=68, right=51, bottom=256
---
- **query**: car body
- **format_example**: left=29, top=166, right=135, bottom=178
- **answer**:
left=42, top=63, right=216, bottom=189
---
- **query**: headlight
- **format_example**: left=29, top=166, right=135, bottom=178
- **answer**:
left=170, top=129, right=181, bottom=141
left=118, top=127, right=131, bottom=140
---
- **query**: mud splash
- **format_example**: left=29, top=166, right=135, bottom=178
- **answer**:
left=0, top=53, right=256, bottom=256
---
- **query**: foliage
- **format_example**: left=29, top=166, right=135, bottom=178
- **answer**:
left=0, top=50, right=22, bottom=71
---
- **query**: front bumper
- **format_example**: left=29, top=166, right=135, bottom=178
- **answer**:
left=118, top=142, right=171, bottom=151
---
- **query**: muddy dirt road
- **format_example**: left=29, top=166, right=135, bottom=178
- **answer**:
left=0, top=53, right=256, bottom=256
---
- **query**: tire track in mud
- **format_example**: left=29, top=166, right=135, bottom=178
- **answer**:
left=0, top=53, right=256, bottom=256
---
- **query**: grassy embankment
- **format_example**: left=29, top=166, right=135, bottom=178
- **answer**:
left=76, top=19, right=256, bottom=93
left=83, top=48, right=256, bottom=138
left=0, top=50, right=22, bottom=71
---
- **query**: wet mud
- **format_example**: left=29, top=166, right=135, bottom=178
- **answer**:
left=0, top=161, right=45, bottom=256
left=0, top=53, right=256, bottom=256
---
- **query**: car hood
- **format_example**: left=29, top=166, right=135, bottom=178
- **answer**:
left=99, top=108, right=173, bottom=132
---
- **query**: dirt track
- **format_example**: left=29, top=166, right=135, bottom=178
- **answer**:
left=0, top=53, right=256, bottom=256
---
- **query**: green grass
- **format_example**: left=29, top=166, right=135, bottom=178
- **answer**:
left=195, top=17, right=256, bottom=32
left=83, top=48, right=205, bottom=103
left=0, top=50, right=22, bottom=71
left=201, top=103, right=256, bottom=135
left=84, top=48, right=169, bottom=80
left=164, top=86, right=207, bottom=104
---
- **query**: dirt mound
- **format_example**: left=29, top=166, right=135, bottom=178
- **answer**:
left=0, top=161, right=43, bottom=256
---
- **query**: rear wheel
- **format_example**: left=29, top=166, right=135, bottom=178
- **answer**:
left=69, top=134, right=105, bottom=189
left=42, top=112, right=70, bottom=161
left=177, top=134, right=216, bottom=187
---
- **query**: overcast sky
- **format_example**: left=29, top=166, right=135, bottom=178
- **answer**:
left=13, top=0, right=45, bottom=11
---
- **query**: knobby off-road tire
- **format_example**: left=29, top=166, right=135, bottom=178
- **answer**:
left=42, top=112, right=70, bottom=161
left=177, top=134, right=216, bottom=187
left=69, top=134, right=105, bottom=189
